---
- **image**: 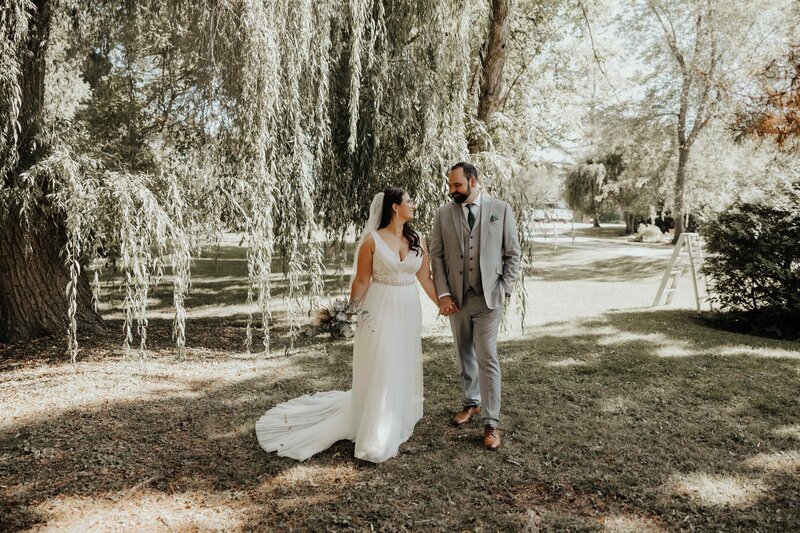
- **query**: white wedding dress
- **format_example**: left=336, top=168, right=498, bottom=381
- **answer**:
left=256, top=231, right=423, bottom=463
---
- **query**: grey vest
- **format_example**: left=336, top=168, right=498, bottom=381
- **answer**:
left=462, top=207, right=483, bottom=296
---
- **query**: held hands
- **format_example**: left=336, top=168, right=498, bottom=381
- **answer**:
left=438, top=295, right=458, bottom=317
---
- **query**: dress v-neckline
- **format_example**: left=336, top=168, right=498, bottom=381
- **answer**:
left=373, top=231, right=411, bottom=263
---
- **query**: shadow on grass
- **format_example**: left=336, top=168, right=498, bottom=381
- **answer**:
left=0, top=318, right=361, bottom=531
left=487, top=309, right=800, bottom=530
left=571, top=225, right=630, bottom=239
left=97, top=239, right=355, bottom=314
left=1, top=309, right=799, bottom=531
left=186, top=239, right=357, bottom=268
left=527, top=255, right=668, bottom=282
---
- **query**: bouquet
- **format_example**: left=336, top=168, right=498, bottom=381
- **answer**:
left=310, top=298, right=369, bottom=339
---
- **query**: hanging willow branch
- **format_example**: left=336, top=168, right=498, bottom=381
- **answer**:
left=1, top=0, right=475, bottom=356
left=348, top=0, right=369, bottom=154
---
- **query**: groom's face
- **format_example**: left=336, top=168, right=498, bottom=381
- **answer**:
left=448, top=168, right=474, bottom=204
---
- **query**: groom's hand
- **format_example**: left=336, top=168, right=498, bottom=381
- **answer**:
left=438, top=295, right=458, bottom=316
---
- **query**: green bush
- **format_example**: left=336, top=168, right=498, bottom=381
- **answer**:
left=702, top=186, right=800, bottom=327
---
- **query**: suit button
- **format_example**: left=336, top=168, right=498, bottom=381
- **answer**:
left=459, top=271, right=462, bottom=275
left=470, top=268, right=473, bottom=272
left=469, top=257, right=473, bottom=260
left=460, top=255, right=463, bottom=258
left=470, top=246, right=473, bottom=249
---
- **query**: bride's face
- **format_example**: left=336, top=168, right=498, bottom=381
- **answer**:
left=394, top=193, right=416, bottom=222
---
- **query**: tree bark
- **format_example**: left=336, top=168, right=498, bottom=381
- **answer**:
left=17, top=0, right=51, bottom=171
left=0, top=215, right=103, bottom=343
left=0, top=0, right=104, bottom=343
left=658, top=8, right=715, bottom=245
left=671, top=145, right=689, bottom=244
left=469, top=0, right=510, bottom=154
left=624, top=212, right=635, bottom=234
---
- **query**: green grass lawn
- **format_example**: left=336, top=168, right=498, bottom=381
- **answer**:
left=1, top=237, right=798, bottom=531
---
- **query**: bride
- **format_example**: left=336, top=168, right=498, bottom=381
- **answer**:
left=255, top=187, right=439, bottom=463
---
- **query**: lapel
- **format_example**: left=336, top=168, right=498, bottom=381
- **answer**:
left=479, top=194, right=492, bottom=253
left=450, top=202, right=464, bottom=253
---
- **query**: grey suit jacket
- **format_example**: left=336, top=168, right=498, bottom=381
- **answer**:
left=430, top=195, right=522, bottom=310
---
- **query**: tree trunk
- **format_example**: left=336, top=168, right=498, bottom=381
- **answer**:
left=591, top=194, right=601, bottom=228
left=0, top=0, right=104, bottom=344
left=16, top=0, right=51, bottom=171
left=671, top=146, right=689, bottom=244
left=624, top=212, right=635, bottom=234
left=469, top=0, right=510, bottom=154
left=0, top=215, right=104, bottom=343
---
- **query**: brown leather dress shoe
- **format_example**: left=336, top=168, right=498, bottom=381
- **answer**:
left=483, top=425, right=501, bottom=451
left=451, top=405, right=481, bottom=427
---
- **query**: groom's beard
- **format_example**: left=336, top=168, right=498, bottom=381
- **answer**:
left=450, top=185, right=472, bottom=204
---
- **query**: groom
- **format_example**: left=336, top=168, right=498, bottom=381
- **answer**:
left=430, top=162, right=521, bottom=451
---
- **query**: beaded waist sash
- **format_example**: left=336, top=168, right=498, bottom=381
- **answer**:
left=372, top=278, right=416, bottom=287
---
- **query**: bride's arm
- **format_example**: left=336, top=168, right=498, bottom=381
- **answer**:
left=349, top=234, right=375, bottom=306
left=416, top=236, right=439, bottom=306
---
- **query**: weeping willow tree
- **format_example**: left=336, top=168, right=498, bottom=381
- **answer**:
left=0, top=0, right=471, bottom=359
left=564, top=162, right=606, bottom=227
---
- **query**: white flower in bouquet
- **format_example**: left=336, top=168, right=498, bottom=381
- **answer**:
left=341, top=325, right=355, bottom=339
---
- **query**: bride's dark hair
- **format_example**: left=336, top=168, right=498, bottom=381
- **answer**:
left=378, top=187, right=422, bottom=255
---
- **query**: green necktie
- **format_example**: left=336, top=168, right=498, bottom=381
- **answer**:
left=467, top=203, right=476, bottom=230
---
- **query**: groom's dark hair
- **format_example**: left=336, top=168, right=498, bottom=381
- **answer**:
left=450, top=161, right=478, bottom=182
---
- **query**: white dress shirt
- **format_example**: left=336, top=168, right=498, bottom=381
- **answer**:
left=462, top=191, right=482, bottom=227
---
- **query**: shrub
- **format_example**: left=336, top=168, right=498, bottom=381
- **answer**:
left=701, top=185, right=800, bottom=336
left=653, top=213, right=699, bottom=233
left=629, top=223, right=664, bottom=243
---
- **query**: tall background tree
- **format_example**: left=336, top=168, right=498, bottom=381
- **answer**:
left=614, top=0, right=796, bottom=242
left=469, top=0, right=511, bottom=154
left=466, top=0, right=588, bottom=191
